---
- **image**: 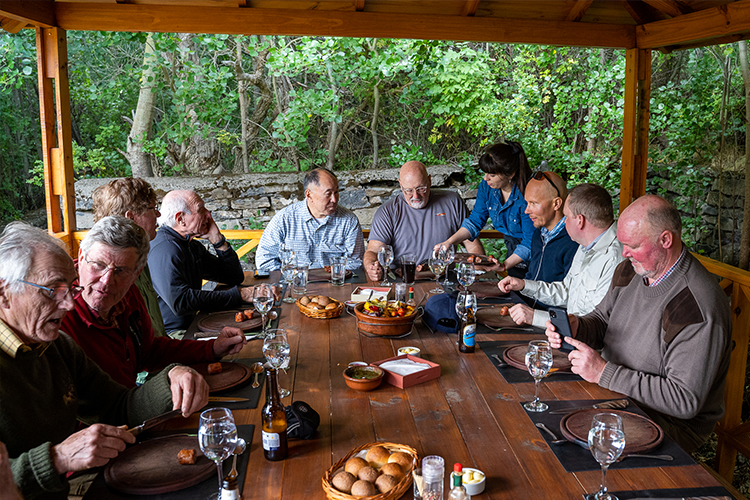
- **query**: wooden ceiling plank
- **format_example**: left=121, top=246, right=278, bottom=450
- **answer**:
left=565, top=0, right=593, bottom=22
left=642, top=0, right=689, bottom=18
left=667, top=32, right=750, bottom=52
left=1, top=16, right=28, bottom=33
left=355, top=0, right=365, bottom=11
left=638, top=0, right=750, bottom=49
left=54, top=3, right=635, bottom=48
left=462, top=0, right=481, bottom=17
left=1, top=1, right=55, bottom=28
left=621, top=0, right=658, bottom=25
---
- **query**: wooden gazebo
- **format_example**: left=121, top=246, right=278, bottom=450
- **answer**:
left=4, top=0, right=750, bottom=485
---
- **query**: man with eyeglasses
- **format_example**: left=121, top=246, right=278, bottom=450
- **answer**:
left=364, top=161, right=483, bottom=282
left=0, top=221, right=209, bottom=499
left=61, top=216, right=247, bottom=389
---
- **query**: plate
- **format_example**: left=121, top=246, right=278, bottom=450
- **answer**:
left=559, top=408, right=664, bottom=454
left=104, top=435, right=214, bottom=494
left=197, top=310, right=263, bottom=333
left=308, top=268, right=353, bottom=283
left=476, top=305, right=516, bottom=328
left=502, top=344, right=572, bottom=372
left=191, top=362, right=252, bottom=393
left=393, top=267, right=442, bottom=281
left=455, top=253, right=498, bottom=269
left=468, top=281, right=506, bottom=298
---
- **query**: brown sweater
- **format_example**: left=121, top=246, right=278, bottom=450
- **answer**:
left=577, top=250, right=731, bottom=450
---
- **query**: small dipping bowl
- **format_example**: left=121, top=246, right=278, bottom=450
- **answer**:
left=343, top=365, right=384, bottom=391
left=454, top=468, right=485, bottom=496
left=397, top=346, right=421, bottom=357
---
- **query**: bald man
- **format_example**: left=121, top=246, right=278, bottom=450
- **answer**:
left=364, top=161, right=483, bottom=282
left=546, top=195, right=731, bottom=452
left=522, top=170, right=577, bottom=285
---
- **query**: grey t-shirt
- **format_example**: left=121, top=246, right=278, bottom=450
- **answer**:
left=369, top=190, right=469, bottom=264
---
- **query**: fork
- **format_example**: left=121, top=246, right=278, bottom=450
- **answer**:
left=535, top=423, right=568, bottom=444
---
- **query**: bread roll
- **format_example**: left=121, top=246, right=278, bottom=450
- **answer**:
left=375, top=474, right=399, bottom=494
left=351, top=480, right=377, bottom=497
left=331, top=471, right=356, bottom=494
left=380, top=462, right=403, bottom=480
left=357, top=465, right=379, bottom=483
left=366, top=445, right=390, bottom=468
left=344, top=456, right=368, bottom=476
left=388, top=451, right=413, bottom=472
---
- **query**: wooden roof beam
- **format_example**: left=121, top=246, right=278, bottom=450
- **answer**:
left=641, top=0, right=692, bottom=19
left=1, top=16, right=28, bottom=34
left=54, top=3, right=635, bottom=48
left=355, top=0, right=365, bottom=11
left=0, top=1, right=55, bottom=28
left=462, top=1, right=481, bottom=17
left=565, top=0, right=593, bottom=23
left=638, top=0, right=750, bottom=49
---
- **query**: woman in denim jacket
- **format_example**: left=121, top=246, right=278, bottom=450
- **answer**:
left=437, top=142, right=534, bottom=278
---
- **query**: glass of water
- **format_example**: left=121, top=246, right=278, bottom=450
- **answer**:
left=253, top=284, right=274, bottom=337
left=292, top=263, right=308, bottom=299
left=331, top=255, right=347, bottom=286
left=198, top=408, right=237, bottom=500
left=588, top=413, right=626, bottom=500
left=281, top=252, right=297, bottom=303
left=524, top=340, right=552, bottom=412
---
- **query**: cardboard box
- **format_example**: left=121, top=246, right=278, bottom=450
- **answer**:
left=351, top=286, right=392, bottom=303
left=371, top=354, right=441, bottom=389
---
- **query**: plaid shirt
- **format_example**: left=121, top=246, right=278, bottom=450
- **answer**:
left=541, top=216, right=567, bottom=245
left=0, top=318, right=48, bottom=358
left=649, top=244, right=687, bottom=287
left=255, top=201, right=365, bottom=271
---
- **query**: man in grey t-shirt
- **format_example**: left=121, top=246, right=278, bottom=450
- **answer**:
left=364, top=161, right=484, bottom=282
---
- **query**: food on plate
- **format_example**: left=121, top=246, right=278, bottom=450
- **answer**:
left=344, top=456, right=369, bottom=475
left=177, top=448, right=197, bottom=465
left=362, top=300, right=414, bottom=318
left=243, top=309, right=254, bottom=320
left=234, top=312, right=244, bottom=323
left=388, top=451, right=413, bottom=471
left=357, top=465, right=379, bottom=482
left=365, top=445, right=391, bottom=468
left=207, top=362, right=223, bottom=375
left=350, top=479, right=377, bottom=497
left=380, top=462, right=403, bottom=480
left=500, top=306, right=509, bottom=316
left=331, top=471, right=356, bottom=494
left=324, top=265, right=332, bottom=273
left=348, top=367, right=381, bottom=380
left=375, top=474, right=399, bottom=494
left=467, top=255, right=475, bottom=263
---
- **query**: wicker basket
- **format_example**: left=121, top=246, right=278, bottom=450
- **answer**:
left=322, top=442, right=418, bottom=500
left=296, top=296, right=344, bottom=319
left=353, top=303, right=419, bottom=336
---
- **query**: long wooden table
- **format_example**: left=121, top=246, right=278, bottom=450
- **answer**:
left=172, top=278, right=731, bottom=499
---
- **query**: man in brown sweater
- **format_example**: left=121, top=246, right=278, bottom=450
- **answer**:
left=546, top=195, right=732, bottom=451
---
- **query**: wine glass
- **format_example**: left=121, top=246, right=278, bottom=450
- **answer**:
left=456, top=261, right=476, bottom=291
left=523, top=340, right=552, bottom=412
left=280, top=251, right=297, bottom=303
left=253, top=284, right=274, bottom=337
left=428, top=252, right=446, bottom=294
left=378, top=245, right=394, bottom=286
left=199, top=408, right=238, bottom=500
left=263, top=329, right=290, bottom=397
left=588, top=413, right=626, bottom=500
left=438, top=244, right=455, bottom=286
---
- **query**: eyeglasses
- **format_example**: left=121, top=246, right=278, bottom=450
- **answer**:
left=18, top=280, right=83, bottom=302
left=532, top=170, right=561, bottom=198
left=82, top=255, right=136, bottom=280
left=401, top=186, right=429, bottom=196
left=145, top=204, right=159, bottom=213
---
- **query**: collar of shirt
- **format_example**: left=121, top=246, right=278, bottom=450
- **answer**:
left=648, top=244, right=687, bottom=287
left=0, top=318, right=49, bottom=358
left=541, top=216, right=567, bottom=245
left=582, top=225, right=609, bottom=253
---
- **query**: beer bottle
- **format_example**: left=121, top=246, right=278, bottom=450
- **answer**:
left=459, top=306, right=476, bottom=353
left=262, top=368, right=288, bottom=461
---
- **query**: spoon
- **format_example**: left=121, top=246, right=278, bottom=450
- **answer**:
left=535, top=422, right=568, bottom=444
left=251, top=362, right=264, bottom=388
left=227, top=438, right=247, bottom=480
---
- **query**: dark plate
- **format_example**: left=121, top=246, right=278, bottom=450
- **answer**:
left=502, top=344, right=572, bottom=372
left=560, top=408, right=664, bottom=454
left=191, top=362, right=252, bottom=393
left=476, top=305, right=516, bottom=328
left=454, top=252, right=498, bottom=269
left=468, top=281, right=506, bottom=298
left=308, top=268, right=353, bottom=283
left=197, top=310, right=263, bottom=333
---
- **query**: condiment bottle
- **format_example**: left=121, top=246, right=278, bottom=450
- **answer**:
left=407, top=287, right=416, bottom=307
left=421, top=455, right=445, bottom=500
left=458, top=306, right=476, bottom=353
left=448, top=463, right=469, bottom=500
left=221, top=476, right=241, bottom=499
left=262, top=368, right=288, bottom=461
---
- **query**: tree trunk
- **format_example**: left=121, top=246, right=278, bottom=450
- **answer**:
left=326, top=63, right=338, bottom=171
left=272, top=75, right=300, bottom=171
left=371, top=79, right=380, bottom=168
left=738, top=41, right=750, bottom=269
left=123, top=33, right=157, bottom=178
left=235, top=37, right=249, bottom=173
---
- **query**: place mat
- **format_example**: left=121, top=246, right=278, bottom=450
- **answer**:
left=84, top=424, right=253, bottom=500
left=197, top=310, right=263, bottom=333
left=480, top=340, right=582, bottom=383
left=394, top=267, right=442, bottom=282
left=522, top=399, right=694, bottom=472
left=561, top=408, right=663, bottom=455
left=204, top=358, right=266, bottom=410
left=241, top=270, right=280, bottom=286
left=184, top=308, right=280, bottom=340
left=476, top=304, right=518, bottom=328
left=503, top=344, right=573, bottom=373
left=584, top=486, right=736, bottom=499
left=468, top=281, right=506, bottom=298
left=191, top=362, right=252, bottom=393
left=308, top=268, right=353, bottom=283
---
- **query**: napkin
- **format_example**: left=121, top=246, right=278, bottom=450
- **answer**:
left=379, top=359, right=431, bottom=376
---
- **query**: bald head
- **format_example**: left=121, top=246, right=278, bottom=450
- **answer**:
left=528, top=171, right=567, bottom=202
left=524, top=171, right=566, bottom=230
left=158, top=190, right=195, bottom=229
left=620, top=195, right=682, bottom=241
left=399, top=161, right=431, bottom=209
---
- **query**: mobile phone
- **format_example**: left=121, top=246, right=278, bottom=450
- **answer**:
left=548, top=307, right=575, bottom=353
left=254, top=269, right=270, bottom=279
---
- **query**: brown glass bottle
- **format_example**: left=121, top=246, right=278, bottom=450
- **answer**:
left=262, top=368, right=288, bottom=461
left=458, top=307, right=476, bottom=353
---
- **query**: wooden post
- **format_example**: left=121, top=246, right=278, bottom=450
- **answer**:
left=620, top=47, right=651, bottom=213
left=36, top=27, right=77, bottom=256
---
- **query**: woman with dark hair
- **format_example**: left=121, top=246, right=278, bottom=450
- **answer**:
left=437, top=141, right=534, bottom=277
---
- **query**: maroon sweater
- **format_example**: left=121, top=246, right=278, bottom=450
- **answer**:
left=61, top=283, right=217, bottom=388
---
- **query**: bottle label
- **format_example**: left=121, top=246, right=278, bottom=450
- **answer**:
left=462, top=324, right=476, bottom=347
left=262, top=431, right=281, bottom=451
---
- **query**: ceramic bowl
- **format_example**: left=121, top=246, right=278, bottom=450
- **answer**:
left=455, top=468, right=485, bottom=496
left=343, top=365, right=384, bottom=391
left=397, top=346, right=421, bottom=356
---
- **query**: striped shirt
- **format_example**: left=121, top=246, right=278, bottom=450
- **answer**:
left=255, top=201, right=365, bottom=271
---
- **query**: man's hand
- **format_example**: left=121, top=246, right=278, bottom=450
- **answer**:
left=51, top=424, right=135, bottom=474
left=565, top=336, right=606, bottom=384
left=213, top=326, right=247, bottom=358
left=509, top=303, right=534, bottom=326
left=365, top=259, right=383, bottom=282
left=167, top=365, right=209, bottom=416
left=545, top=315, right=579, bottom=348
left=498, top=276, right=525, bottom=293
left=0, top=442, right=21, bottom=500
left=239, top=285, right=256, bottom=302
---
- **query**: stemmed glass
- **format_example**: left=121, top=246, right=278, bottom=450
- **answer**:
left=263, top=329, right=291, bottom=397
left=438, top=244, right=455, bottom=286
left=524, top=340, right=552, bottom=412
left=588, top=413, right=626, bottom=500
left=280, top=251, right=297, bottom=303
left=253, top=284, right=274, bottom=337
left=456, top=261, right=476, bottom=291
left=378, top=245, right=394, bottom=286
left=428, top=252, right=446, bottom=294
left=198, top=408, right=238, bottom=500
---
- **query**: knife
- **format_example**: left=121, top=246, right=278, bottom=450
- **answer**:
left=127, top=409, right=182, bottom=436
left=208, top=397, right=250, bottom=403
left=549, top=399, right=629, bottom=415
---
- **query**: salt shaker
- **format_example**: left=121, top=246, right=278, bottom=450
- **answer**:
left=395, top=282, right=407, bottom=303
left=421, top=455, right=445, bottom=500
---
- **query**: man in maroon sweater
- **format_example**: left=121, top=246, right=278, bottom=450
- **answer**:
left=61, top=216, right=247, bottom=388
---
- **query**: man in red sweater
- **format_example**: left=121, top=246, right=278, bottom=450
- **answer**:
left=62, top=216, right=247, bottom=388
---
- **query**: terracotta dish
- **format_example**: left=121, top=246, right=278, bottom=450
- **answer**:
left=559, top=408, right=664, bottom=454
left=502, top=344, right=573, bottom=373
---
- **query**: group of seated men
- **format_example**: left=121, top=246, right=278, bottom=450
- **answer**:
left=0, top=161, right=733, bottom=498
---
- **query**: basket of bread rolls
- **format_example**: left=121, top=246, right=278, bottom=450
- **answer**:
left=297, top=295, right=344, bottom=319
left=322, top=442, right=418, bottom=500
